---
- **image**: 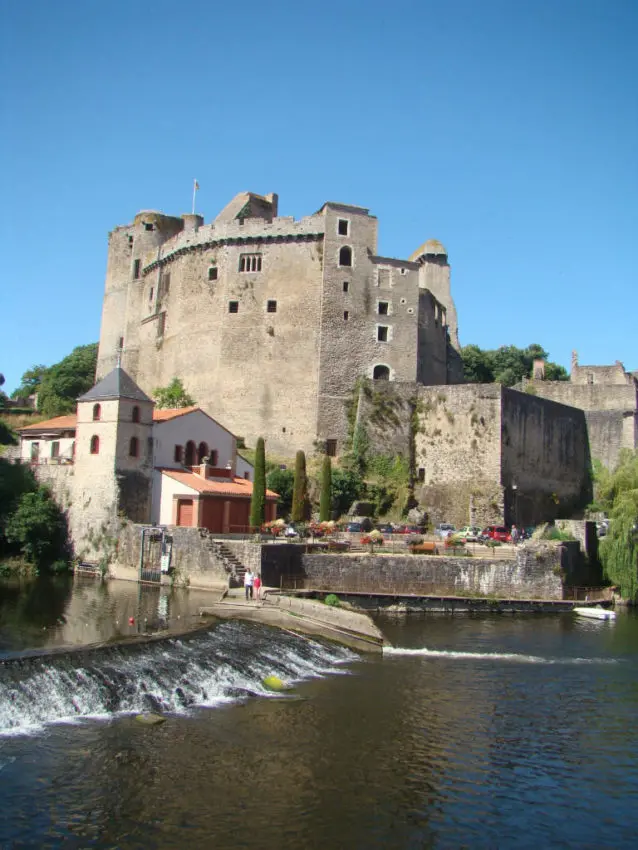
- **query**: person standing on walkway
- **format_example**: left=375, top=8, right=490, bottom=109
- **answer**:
left=253, top=572, right=262, bottom=601
left=244, top=568, right=254, bottom=600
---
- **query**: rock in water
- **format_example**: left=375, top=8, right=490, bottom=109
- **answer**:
left=263, top=675, right=287, bottom=692
left=135, top=713, right=166, bottom=726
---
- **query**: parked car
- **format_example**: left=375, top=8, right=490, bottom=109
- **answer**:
left=284, top=525, right=299, bottom=538
left=345, top=521, right=363, bottom=533
left=455, top=526, right=482, bottom=542
left=435, top=523, right=456, bottom=538
left=375, top=523, right=394, bottom=535
left=481, top=525, right=511, bottom=543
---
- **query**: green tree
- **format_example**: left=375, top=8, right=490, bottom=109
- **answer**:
left=249, top=437, right=266, bottom=529
left=11, top=364, right=47, bottom=399
left=152, top=377, right=196, bottom=409
left=331, top=467, right=364, bottom=517
left=5, top=486, right=69, bottom=570
left=291, top=450, right=309, bottom=523
left=460, top=343, right=568, bottom=387
left=38, top=343, right=98, bottom=416
left=319, top=455, right=332, bottom=521
left=0, top=420, right=17, bottom=446
left=598, top=450, right=638, bottom=599
left=266, top=467, right=294, bottom=517
left=0, top=459, right=37, bottom=550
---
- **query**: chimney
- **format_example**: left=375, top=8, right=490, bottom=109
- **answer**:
left=532, top=359, right=546, bottom=381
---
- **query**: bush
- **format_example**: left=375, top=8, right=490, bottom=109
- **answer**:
left=5, top=487, right=69, bottom=571
left=324, top=594, right=341, bottom=607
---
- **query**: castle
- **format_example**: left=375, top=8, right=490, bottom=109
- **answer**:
left=97, top=192, right=463, bottom=457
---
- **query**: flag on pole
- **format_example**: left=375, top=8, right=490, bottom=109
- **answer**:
left=192, top=179, right=200, bottom=214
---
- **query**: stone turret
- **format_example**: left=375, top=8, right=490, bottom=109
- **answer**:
left=410, top=239, right=460, bottom=350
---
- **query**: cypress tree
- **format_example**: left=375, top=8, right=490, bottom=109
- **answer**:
left=291, top=450, right=308, bottom=523
left=319, top=455, right=332, bottom=522
left=249, top=437, right=266, bottom=530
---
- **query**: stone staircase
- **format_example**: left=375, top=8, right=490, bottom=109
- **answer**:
left=200, top=534, right=248, bottom=587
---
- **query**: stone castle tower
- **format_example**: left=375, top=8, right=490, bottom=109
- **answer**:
left=71, top=367, right=154, bottom=556
left=97, top=192, right=462, bottom=456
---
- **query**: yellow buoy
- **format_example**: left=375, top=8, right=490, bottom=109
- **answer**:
left=263, top=675, right=287, bottom=692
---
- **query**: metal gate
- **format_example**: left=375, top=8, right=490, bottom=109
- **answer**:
left=139, top=527, right=173, bottom=584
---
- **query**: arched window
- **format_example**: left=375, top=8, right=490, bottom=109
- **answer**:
left=197, top=442, right=209, bottom=464
left=132, top=406, right=140, bottom=423
left=184, top=440, right=196, bottom=466
left=92, top=403, right=101, bottom=421
left=210, top=450, right=218, bottom=466
left=129, top=436, right=139, bottom=457
left=90, top=435, right=100, bottom=455
left=373, top=364, right=390, bottom=381
left=339, top=246, right=352, bottom=267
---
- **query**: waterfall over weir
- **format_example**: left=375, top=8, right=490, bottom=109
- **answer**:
left=0, top=621, right=356, bottom=736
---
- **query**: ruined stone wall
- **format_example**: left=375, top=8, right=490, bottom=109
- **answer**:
left=526, top=380, right=637, bottom=413
left=500, top=389, right=591, bottom=525
left=414, top=384, right=504, bottom=527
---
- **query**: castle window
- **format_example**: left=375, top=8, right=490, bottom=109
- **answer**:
left=174, top=445, right=183, bottom=463
left=239, top=253, right=262, bottom=273
left=343, top=281, right=349, bottom=293
left=210, top=450, right=218, bottom=466
left=228, top=301, right=239, bottom=313
left=133, top=259, right=141, bottom=279
left=128, top=236, right=134, bottom=247
left=378, top=301, right=389, bottom=315
left=373, top=364, right=390, bottom=381
left=149, top=287, right=154, bottom=302
left=144, top=223, right=154, bottom=232
left=338, top=246, right=352, bottom=267
left=208, top=267, right=218, bottom=281
left=90, top=435, right=100, bottom=455
left=132, top=406, right=140, bottom=423
left=418, top=467, right=425, bottom=482
left=184, top=440, right=196, bottom=466
left=267, top=300, right=277, bottom=313
left=118, top=337, right=124, bottom=351
left=129, top=436, right=139, bottom=458
left=377, top=326, right=389, bottom=342
left=344, top=311, right=349, bottom=321
left=338, top=219, right=349, bottom=236
left=92, top=403, right=101, bottom=421
left=326, top=439, right=337, bottom=457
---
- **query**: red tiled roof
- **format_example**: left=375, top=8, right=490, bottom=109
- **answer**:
left=19, top=414, right=78, bottom=432
left=161, top=468, right=278, bottom=499
left=152, top=406, right=200, bottom=421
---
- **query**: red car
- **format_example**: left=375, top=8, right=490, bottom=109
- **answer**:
left=481, top=525, right=511, bottom=543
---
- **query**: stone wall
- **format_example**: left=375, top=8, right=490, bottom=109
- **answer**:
left=110, top=523, right=231, bottom=591
left=262, top=543, right=568, bottom=600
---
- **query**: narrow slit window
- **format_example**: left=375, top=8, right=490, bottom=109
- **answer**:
left=343, top=281, right=349, bottom=293
left=344, top=311, right=349, bottom=321
left=133, top=259, right=141, bottom=279
left=228, top=301, right=239, bottom=313
left=129, top=436, right=139, bottom=457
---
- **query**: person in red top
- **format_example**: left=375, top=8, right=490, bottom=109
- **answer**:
left=253, top=573, right=262, bottom=600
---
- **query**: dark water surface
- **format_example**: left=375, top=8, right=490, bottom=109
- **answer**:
left=1, top=578, right=637, bottom=849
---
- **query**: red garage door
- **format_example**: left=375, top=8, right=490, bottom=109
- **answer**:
left=177, top=499, right=193, bottom=526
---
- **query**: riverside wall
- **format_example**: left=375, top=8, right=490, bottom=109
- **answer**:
left=262, top=542, right=571, bottom=600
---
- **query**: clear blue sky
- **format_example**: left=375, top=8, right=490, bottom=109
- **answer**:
left=1, top=0, right=636, bottom=394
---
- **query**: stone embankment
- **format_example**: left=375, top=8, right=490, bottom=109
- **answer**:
left=200, top=590, right=386, bottom=653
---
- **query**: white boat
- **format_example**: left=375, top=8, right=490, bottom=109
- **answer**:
left=573, top=606, right=616, bottom=621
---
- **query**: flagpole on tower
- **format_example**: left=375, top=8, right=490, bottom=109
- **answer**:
left=192, top=179, right=199, bottom=215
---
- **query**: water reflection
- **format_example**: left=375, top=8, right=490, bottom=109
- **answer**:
left=0, top=576, right=216, bottom=655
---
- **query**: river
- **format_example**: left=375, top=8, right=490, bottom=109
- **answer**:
left=0, top=577, right=637, bottom=848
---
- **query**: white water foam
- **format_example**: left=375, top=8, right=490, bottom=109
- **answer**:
left=383, top=646, right=618, bottom=664
left=0, top=623, right=357, bottom=737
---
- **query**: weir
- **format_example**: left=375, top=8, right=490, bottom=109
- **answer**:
left=0, top=620, right=355, bottom=736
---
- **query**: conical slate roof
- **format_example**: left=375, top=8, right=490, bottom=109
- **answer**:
left=78, top=367, right=153, bottom=403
